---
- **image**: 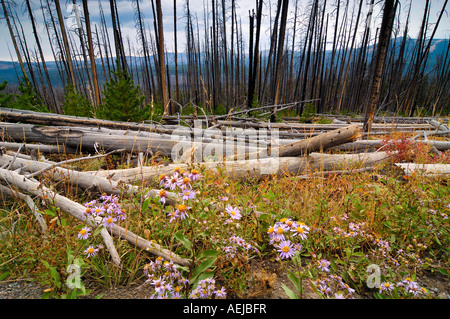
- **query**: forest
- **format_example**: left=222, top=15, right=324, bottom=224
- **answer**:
left=0, top=0, right=448, bottom=122
left=0, top=0, right=449, bottom=303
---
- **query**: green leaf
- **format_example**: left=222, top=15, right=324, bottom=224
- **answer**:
left=0, top=270, right=10, bottom=281
left=438, top=268, right=450, bottom=277
left=174, top=232, right=192, bottom=252
left=142, top=198, right=151, bottom=212
left=190, top=258, right=217, bottom=285
left=281, top=283, right=299, bottom=299
left=43, top=209, right=57, bottom=217
left=286, top=271, right=302, bottom=293
left=198, top=249, right=220, bottom=260
left=42, top=260, right=61, bottom=288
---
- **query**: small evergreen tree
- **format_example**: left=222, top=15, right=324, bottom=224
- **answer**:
left=62, top=83, right=92, bottom=117
left=98, top=60, right=148, bottom=122
left=0, top=78, right=13, bottom=108
left=11, top=76, right=47, bottom=112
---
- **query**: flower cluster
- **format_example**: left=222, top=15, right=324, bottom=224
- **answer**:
left=379, top=277, right=429, bottom=298
left=222, top=235, right=257, bottom=259
left=157, top=168, right=203, bottom=223
left=267, top=218, right=310, bottom=260
left=143, top=257, right=225, bottom=299
left=313, top=273, right=355, bottom=299
left=190, top=278, right=227, bottom=299
left=83, top=193, right=126, bottom=229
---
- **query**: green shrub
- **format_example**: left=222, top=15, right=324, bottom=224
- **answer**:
left=97, top=60, right=149, bottom=122
left=62, top=83, right=93, bottom=117
left=11, top=76, right=47, bottom=112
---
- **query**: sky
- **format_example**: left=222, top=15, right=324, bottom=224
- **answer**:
left=0, top=0, right=448, bottom=62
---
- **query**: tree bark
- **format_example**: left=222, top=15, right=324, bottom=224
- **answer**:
left=363, top=0, right=398, bottom=133
left=88, top=151, right=390, bottom=182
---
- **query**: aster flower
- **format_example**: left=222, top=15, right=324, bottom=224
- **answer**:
left=272, top=223, right=289, bottom=242
left=175, top=204, right=190, bottom=220
left=181, top=189, right=196, bottom=201
left=277, top=240, right=296, bottom=259
left=158, top=189, right=168, bottom=204
left=189, top=169, right=203, bottom=181
left=291, top=223, right=310, bottom=240
left=165, top=173, right=181, bottom=190
left=317, top=259, right=331, bottom=272
left=225, top=205, right=242, bottom=220
left=214, top=286, right=227, bottom=298
left=179, top=176, right=192, bottom=190
left=379, top=282, right=394, bottom=294
left=84, top=207, right=93, bottom=216
left=103, top=216, right=117, bottom=228
left=84, top=200, right=97, bottom=208
left=84, top=245, right=99, bottom=258
left=219, top=196, right=229, bottom=201
left=93, top=205, right=105, bottom=217
left=158, top=174, right=168, bottom=187
left=167, top=209, right=180, bottom=223
left=151, top=277, right=166, bottom=294
left=77, top=227, right=91, bottom=240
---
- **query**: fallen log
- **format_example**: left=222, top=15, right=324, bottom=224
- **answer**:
left=1, top=141, right=78, bottom=154
left=0, top=183, right=48, bottom=235
left=0, top=107, right=180, bottom=135
left=0, top=122, right=266, bottom=159
left=0, top=154, right=180, bottom=206
left=89, top=151, right=391, bottom=182
left=328, top=139, right=450, bottom=152
left=231, top=124, right=362, bottom=160
left=394, top=163, right=450, bottom=177
left=0, top=167, right=191, bottom=266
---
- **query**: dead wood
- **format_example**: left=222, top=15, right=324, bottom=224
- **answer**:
left=89, top=151, right=391, bottom=182
left=0, top=167, right=191, bottom=266
left=230, top=124, right=362, bottom=160
left=0, top=183, right=48, bottom=235
left=394, top=163, right=450, bottom=177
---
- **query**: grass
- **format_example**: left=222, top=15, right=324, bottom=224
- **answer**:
left=0, top=133, right=449, bottom=299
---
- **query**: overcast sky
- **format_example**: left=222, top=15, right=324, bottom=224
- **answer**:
left=0, top=0, right=448, bottom=62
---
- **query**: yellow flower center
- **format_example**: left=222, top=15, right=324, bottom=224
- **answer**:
left=191, top=169, right=199, bottom=175
left=85, top=208, right=91, bottom=214
left=277, top=227, right=284, bottom=234
left=95, top=208, right=102, bottom=214
left=107, top=218, right=113, bottom=224
left=296, top=227, right=304, bottom=234
left=182, top=177, right=190, bottom=184
left=87, top=248, right=94, bottom=254
left=159, top=190, right=166, bottom=197
left=384, top=283, right=390, bottom=288
left=178, top=204, right=187, bottom=212
left=174, top=167, right=180, bottom=173
left=282, top=246, right=290, bottom=253
left=159, top=174, right=166, bottom=180
left=268, top=226, right=274, bottom=234
left=230, top=210, right=236, bottom=216
left=80, top=229, right=87, bottom=235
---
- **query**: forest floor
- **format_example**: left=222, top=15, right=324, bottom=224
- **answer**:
left=0, top=127, right=449, bottom=301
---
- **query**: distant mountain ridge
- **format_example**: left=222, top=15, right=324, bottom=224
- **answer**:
left=0, top=37, right=447, bottom=88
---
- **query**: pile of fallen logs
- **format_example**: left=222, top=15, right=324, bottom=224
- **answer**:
left=0, top=107, right=449, bottom=267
